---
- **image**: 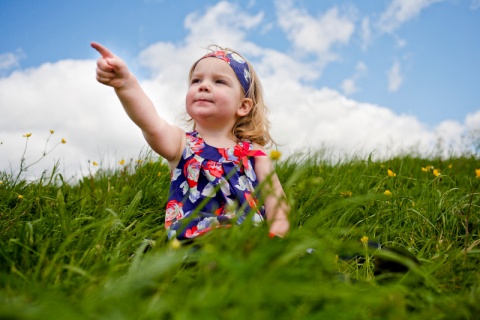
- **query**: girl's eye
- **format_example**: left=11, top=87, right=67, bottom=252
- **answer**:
left=191, top=78, right=201, bottom=84
left=216, top=79, right=227, bottom=84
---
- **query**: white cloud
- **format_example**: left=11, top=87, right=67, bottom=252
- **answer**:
left=0, top=1, right=474, bottom=180
left=360, top=17, right=372, bottom=51
left=464, top=110, right=480, bottom=152
left=0, top=50, right=25, bottom=74
left=340, top=78, right=358, bottom=96
left=341, top=62, right=367, bottom=95
left=184, top=1, right=263, bottom=48
left=0, top=60, right=146, bottom=179
left=465, top=110, right=480, bottom=131
left=387, top=60, right=403, bottom=92
left=378, top=0, right=444, bottom=33
left=264, top=82, right=443, bottom=158
left=275, top=0, right=355, bottom=63
left=471, top=0, right=480, bottom=10
left=393, top=34, right=407, bottom=48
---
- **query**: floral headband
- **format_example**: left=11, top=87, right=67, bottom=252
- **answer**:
left=200, top=50, right=251, bottom=97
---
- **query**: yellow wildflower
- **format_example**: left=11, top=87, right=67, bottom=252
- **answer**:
left=448, top=164, right=452, bottom=169
left=50, top=130, right=55, bottom=134
left=0, top=180, right=3, bottom=185
left=170, top=239, right=182, bottom=250
left=388, top=169, right=396, bottom=177
left=92, top=161, right=99, bottom=166
left=136, top=159, right=143, bottom=164
left=476, top=169, right=480, bottom=179
left=18, top=195, right=23, bottom=200
left=422, top=165, right=434, bottom=172
left=157, top=172, right=161, bottom=177
left=23, top=133, right=32, bottom=138
left=433, top=169, right=440, bottom=177
left=270, top=150, right=282, bottom=161
left=384, top=190, right=392, bottom=196
left=360, top=236, right=369, bottom=244
left=119, top=159, right=125, bottom=166
left=340, top=191, right=352, bottom=197
left=61, top=138, right=66, bottom=144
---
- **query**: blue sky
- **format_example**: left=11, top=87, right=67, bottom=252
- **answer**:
left=2, top=0, right=479, bottom=124
left=1, top=0, right=479, bottom=178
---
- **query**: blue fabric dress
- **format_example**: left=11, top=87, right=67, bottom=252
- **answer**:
left=165, top=131, right=266, bottom=240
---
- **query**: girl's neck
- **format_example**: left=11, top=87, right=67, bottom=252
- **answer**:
left=195, top=126, right=237, bottom=148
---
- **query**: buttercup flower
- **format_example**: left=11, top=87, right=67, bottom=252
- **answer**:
left=92, top=161, right=99, bottom=166
left=422, top=165, right=434, bottom=172
left=476, top=169, right=480, bottom=179
left=270, top=150, right=282, bottom=161
left=18, top=195, right=23, bottom=200
left=433, top=169, right=440, bottom=177
left=61, top=138, right=66, bottom=144
left=384, top=190, right=392, bottom=196
left=169, top=238, right=182, bottom=250
left=23, top=133, right=32, bottom=138
left=119, top=159, right=125, bottom=165
left=50, top=130, right=55, bottom=134
left=360, top=236, right=369, bottom=244
left=388, top=169, right=396, bottom=177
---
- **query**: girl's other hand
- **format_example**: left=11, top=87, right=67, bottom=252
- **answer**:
left=91, top=42, right=131, bottom=89
left=269, top=218, right=290, bottom=238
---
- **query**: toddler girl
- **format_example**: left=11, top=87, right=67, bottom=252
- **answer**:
left=91, top=42, right=289, bottom=240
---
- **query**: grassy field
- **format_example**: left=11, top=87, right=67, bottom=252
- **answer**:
left=1, top=147, right=479, bottom=319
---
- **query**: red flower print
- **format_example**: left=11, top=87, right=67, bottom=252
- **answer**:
left=165, top=200, right=184, bottom=228
left=184, top=157, right=201, bottom=188
left=205, top=50, right=230, bottom=64
left=185, top=225, right=212, bottom=238
left=214, top=206, right=224, bottom=216
left=185, top=226, right=197, bottom=238
left=187, top=133, right=204, bottom=155
left=218, top=148, right=230, bottom=161
left=244, top=190, right=258, bottom=211
left=204, top=160, right=224, bottom=178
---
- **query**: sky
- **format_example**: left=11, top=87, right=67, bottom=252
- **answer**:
left=1, top=0, right=479, bottom=180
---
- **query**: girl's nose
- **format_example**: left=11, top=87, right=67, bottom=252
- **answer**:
left=198, top=81, right=211, bottom=92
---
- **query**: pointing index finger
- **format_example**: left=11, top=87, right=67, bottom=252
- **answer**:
left=91, top=42, right=114, bottom=58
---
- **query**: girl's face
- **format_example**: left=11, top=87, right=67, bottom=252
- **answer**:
left=186, top=57, right=245, bottom=130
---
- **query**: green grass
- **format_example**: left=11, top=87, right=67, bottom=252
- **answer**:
left=1, top=151, right=479, bottom=319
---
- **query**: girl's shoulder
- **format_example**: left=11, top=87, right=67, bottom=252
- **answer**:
left=251, top=142, right=266, bottom=152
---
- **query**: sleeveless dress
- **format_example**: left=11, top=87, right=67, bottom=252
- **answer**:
left=165, top=131, right=266, bottom=240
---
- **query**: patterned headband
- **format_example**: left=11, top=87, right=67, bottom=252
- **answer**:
left=200, top=50, right=251, bottom=97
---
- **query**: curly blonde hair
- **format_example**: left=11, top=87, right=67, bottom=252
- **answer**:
left=187, top=45, right=273, bottom=148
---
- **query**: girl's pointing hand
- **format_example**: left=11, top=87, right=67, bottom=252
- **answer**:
left=91, top=42, right=131, bottom=89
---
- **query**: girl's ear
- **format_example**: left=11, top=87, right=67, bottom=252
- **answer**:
left=237, top=98, right=253, bottom=117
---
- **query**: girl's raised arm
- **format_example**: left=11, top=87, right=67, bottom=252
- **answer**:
left=91, top=42, right=184, bottom=165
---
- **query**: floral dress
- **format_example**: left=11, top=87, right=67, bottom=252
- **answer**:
left=165, top=131, right=266, bottom=240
